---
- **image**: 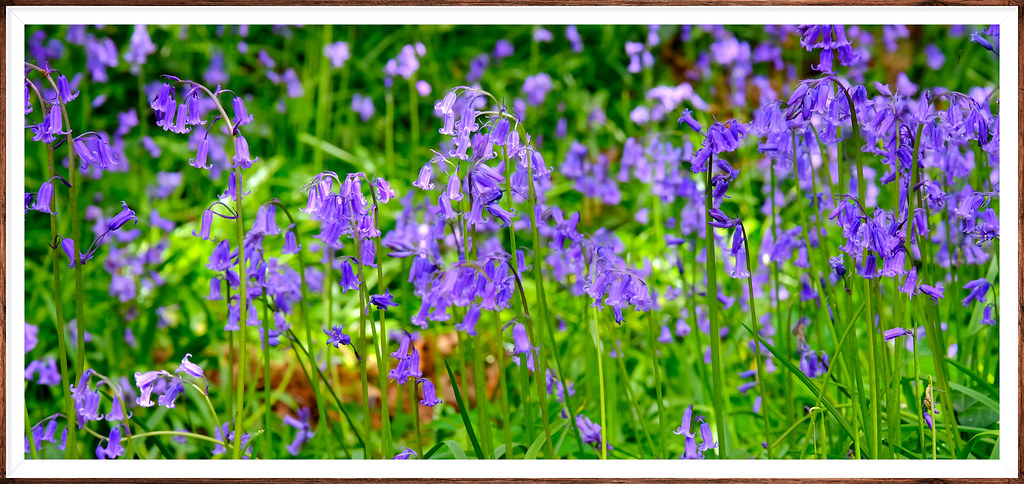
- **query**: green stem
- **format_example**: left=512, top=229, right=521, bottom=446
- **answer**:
left=740, top=223, right=772, bottom=458
left=492, top=311, right=514, bottom=459
left=385, top=88, right=394, bottom=180
left=261, top=289, right=273, bottom=459
left=519, top=358, right=534, bottom=446
left=25, top=407, right=38, bottom=459
left=409, top=74, right=420, bottom=177
left=613, top=345, right=657, bottom=456
left=505, top=143, right=585, bottom=458
left=128, top=430, right=227, bottom=447
left=313, top=25, right=333, bottom=175
left=704, top=158, right=727, bottom=459
left=409, top=380, right=423, bottom=457
left=592, top=305, right=608, bottom=459
left=365, top=187, right=394, bottom=457
left=521, top=146, right=555, bottom=458
left=769, top=156, right=794, bottom=425
left=42, top=122, right=77, bottom=459
left=52, top=97, right=87, bottom=385
left=645, top=310, right=667, bottom=457
left=354, top=240, right=373, bottom=458
left=468, top=335, right=493, bottom=458
left=231, top=163, right=248, bottom=460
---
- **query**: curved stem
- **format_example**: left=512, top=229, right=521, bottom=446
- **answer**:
left=128, top=430, right=227, bottom=448
left=28, top=84, right=79, bottom=458
left=740, top=222, right=773, bottom=458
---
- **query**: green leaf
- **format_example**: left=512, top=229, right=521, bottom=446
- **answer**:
left=442, top=358, right=484, bottom=459
left=297, top=133, right=368, bottom=172
left=948, top=382, right=998, bottom=412
left=424, top=440, right=469, bottom=460
left=741, top=320, right=867, bottom=452
left=492, top=443, right=527, bottom=460
left=130, top=418, right=175, bottom=460
left=423, top=441, right=445, bottom=459
left=526, top=418, right=569, bottom=459
left=957, top=431, right=999, bottom=459
left=944, top=357, right=998, bottom=396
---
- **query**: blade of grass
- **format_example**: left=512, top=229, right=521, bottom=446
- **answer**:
left=742, top=320, right=867, bottom=452
left=526, top=418, right=570, bottom=459
left=443, top=358, right=484, bottom=459
left=944, top=357, right=998, bottom=395
left=947, top=382, right=999, bottom=411
left=424, top=440, right=469, bottom=460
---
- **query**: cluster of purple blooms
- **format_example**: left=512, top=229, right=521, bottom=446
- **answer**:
left=674, top=405, right=718, bottom=459
left=22, top=23, right=1001, bottom=461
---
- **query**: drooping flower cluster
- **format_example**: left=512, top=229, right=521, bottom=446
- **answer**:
left=674, top=404, right=718, bottom=459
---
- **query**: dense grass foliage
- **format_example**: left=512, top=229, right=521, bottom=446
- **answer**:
left=22, top=24, right=1001, bottom=461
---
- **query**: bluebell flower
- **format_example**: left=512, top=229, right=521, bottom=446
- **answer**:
left=231, top=96, right=254, bottom=129
left=284, top=407, right=315, bottom=456
left=919, top=284, right=945, bottom=303
left=107, top=201, right=138, bottom=231
left=456, top=304, right=481, bottom=336
left=207, top=239, right=235, bottom=271
left=157, top=378, right=185, bottom=408
left=104, top=391, right=132, bottom=422
left=25, top=322, right=38, bottom=352
left=970, top=31, right=996, bottom=53
left=193, top=209, right=215, bottom=240
left=576, top=414, right=612, bottom=451
left=231, top=135, right=258, bottom=169
left=337, top=259, right=360, bottom=293
left=323, top=325, right=351, bottom=348
left=981, top=305, right=996, bottom=326
left=522, top=73, right=553, bottom=106
left=416, top=80, right=432, bottom=97
left=373, top=177, right=396, bottom=203
left=25, top=359, right=61, bottom=386
left=60, top=237, right=94, bottom=268
left=566, top=25, right=584, bottom=52
left=368, top=289, right=398, bottom=311
left=30, top=181, right=56, bottom=214
left=24, top=414, right=63, bottom=454
left=323, top=41, right=350, bottom=68
left=95, top=426, right=125, bottom=460
left=29, top=104, right=68, bottom=143
left=696, top=416, right=718, bottom=453
left=351, top=93, right=375, bottom=122
left=177, top=353, right=204, bottom=379
left=961, top=278, right=991, bottom=306
left=251, top=204, right=279, bottom=236
left=394, top=447, right=417, bottom=459
left=282, top=230, right=301, bottom=254
left=55, top=74, right=79, bottom=104
left=493, top=39, right=514, bottom=58
left=134, top=369, right=171, bottom=407
left=124, top=25, right=156, bottom=73
left=883, top=327, right=913, bottom=342
left=418, top=377, right=442, bottom=407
